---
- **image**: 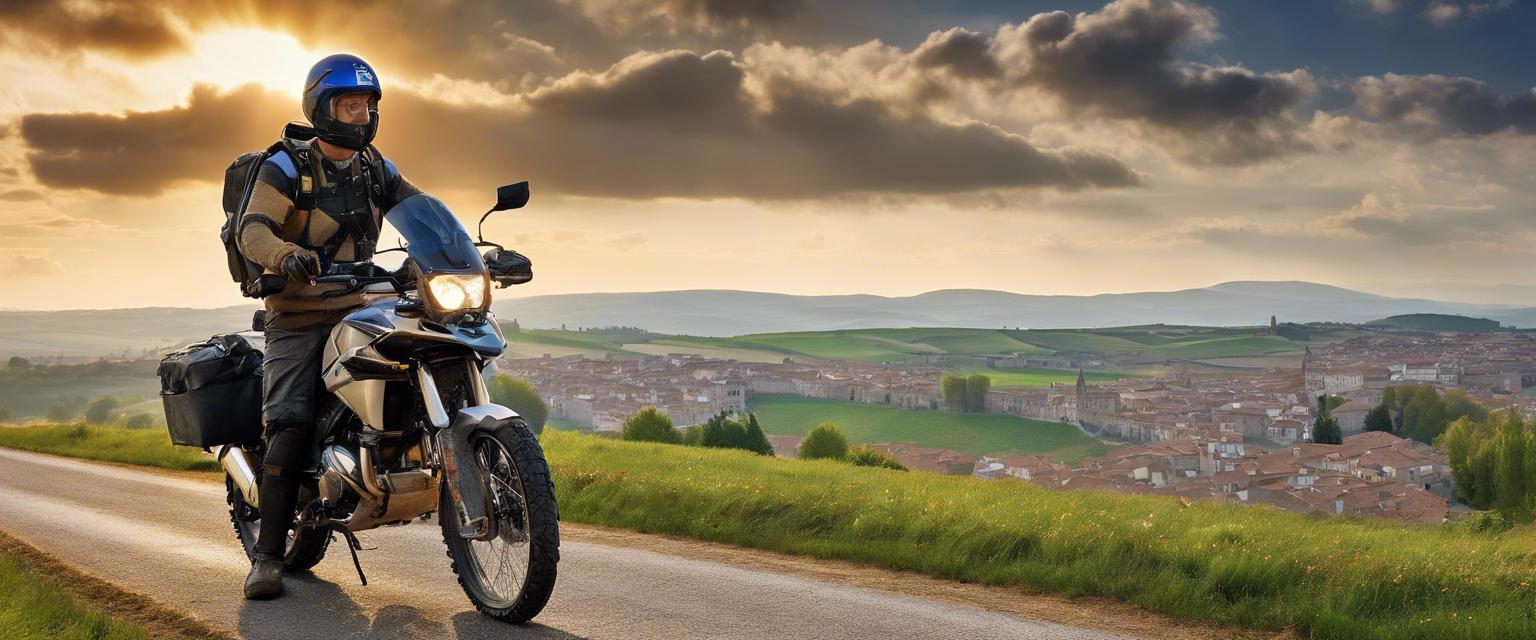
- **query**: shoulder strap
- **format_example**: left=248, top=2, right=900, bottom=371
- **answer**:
left=277, top=139, right=317, bottom=212
left=360, top=145, right=394, bottom=212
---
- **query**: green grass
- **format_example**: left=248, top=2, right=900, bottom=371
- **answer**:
left=952, top=365, right=1126, bottom=388
left=748, top=394, right=1107, bottom=463
left=7, top=423, right=1536, bottom=639
left=1139, top=335, right=1302, bottom=359
left=0, top=423, right=217, bottom=472
left=0, top=550, right=150, bottom=640
left=541, top=431, right=1536, bottom=640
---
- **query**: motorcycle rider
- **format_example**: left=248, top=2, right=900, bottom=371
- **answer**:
left=238, top=53, right=423, bottom=599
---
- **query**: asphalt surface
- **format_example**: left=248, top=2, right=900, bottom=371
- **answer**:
left=0, top=448, right=1140, bottom=640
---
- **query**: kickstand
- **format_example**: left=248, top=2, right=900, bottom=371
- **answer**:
left=336, top=528, right=368, bottom=586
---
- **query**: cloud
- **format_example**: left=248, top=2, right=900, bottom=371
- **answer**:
left=1353, top=73, right=1536, bottom=137
left=1423, top=0, right=1514, bottom=25
left=988, top=0, right=1315, bottom=164
left=16, top=50, right=1138, bottom=200
left=0, top=253, right=64, bottom=276
left=18, top=83, right=292, bottom=196
left=0, top=189, right=44, bottom=202
left=0, top=0, right=188, bottom=59
left=912, top=28, right=1002, bottom=80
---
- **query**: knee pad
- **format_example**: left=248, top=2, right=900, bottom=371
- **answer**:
left=262, top=420, right=320, bottom=479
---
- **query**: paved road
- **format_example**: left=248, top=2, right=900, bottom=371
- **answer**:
left=0, top=448, right=1139, bottom=640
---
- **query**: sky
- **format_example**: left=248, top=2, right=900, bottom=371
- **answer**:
left=0, top=0, right=1534, bottom=310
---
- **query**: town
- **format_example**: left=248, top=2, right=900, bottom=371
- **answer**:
left=497, top=331, right=1536, bottom=524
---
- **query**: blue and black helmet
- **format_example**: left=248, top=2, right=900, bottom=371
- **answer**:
left=302, top=54, right=381, bottom=151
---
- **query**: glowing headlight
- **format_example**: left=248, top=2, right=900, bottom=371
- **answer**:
left=425, top=274, right=487, bottom=312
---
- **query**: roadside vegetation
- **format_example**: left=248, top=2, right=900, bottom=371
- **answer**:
left=11, top=422, right=1536, bottom=638
left=0, top=547, right=153, bottom=640
left=0, top=423, right=217, bottom=472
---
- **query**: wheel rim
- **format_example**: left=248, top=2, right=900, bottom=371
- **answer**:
left=455, top=433, right=533, bottom=608
left=228, top=475, right=301, bottom=559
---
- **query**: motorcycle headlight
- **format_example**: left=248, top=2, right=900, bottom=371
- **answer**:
left=423, top=273, right=488, bottom=313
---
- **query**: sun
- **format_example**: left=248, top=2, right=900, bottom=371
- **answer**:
left=177, top=29, right=320, bottom=93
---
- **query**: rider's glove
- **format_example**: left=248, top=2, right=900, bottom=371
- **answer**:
left=281, top=249, right=321, bottom=284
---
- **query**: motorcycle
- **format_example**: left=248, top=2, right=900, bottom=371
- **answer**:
left=215, top=183, right=558, bottom=622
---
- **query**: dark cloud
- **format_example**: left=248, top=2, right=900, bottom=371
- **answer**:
left=0, top=167, right=18, bottom=178
left=19, top=83, right=292, bottom=196
left=913, top=28, right=1002, bottom=80
left=0, top=189, right=45, bottom=202
left=0, top=0, right=187, bottom=59
left=1353, top=73, right=1536, bottom=137
left=995, top=0, right=1313, bottom=164
left=17, top=50, right=1137, bottom=200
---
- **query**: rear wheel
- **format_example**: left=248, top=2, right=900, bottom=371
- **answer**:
left=226, top=445, right=331, bottom=571
left=441, top=418, right=559, bottom=623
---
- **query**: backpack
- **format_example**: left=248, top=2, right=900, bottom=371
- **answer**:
left=220, top=123, right=395, bottom=298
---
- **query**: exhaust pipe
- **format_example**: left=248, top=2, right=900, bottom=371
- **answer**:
left=218, top=445, right=260, bottom=507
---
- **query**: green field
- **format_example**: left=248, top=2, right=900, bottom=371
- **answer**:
left=747, top=394, right=1107, bottom=463
left=6, top=423, right=1536, bottom=639
left=488, top=325, right=1323, bottom=366
left=953, top=365, right=1126, bottom=388
left=0, top=376, right=159, bottom=419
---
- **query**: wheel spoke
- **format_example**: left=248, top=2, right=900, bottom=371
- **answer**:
left=455, top=432, right=533, bottom=608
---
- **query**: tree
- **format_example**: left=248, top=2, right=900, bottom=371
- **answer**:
left=123, top=413, right=154, bottom=429
left=964, top=373, right=991, bottom=412
left=1312, top=415, right=1342, bottom=445
left=940, top=375, right=966, bottom=412
left=798, top=422, right=849, bottom=460
left=847, top=447, right=906, bottom=471
left=1495, top=413, right=1527, bottom=509
left=744, top=413, right=774, bottom=456
left=0, top=404, right=10, bottom=422
left=45, top=403, right=76, bottom=423
left=1364, top=403, right=1393, bottom=432
left=6, top=356, right=30, bottom=369
left=1316, top=394, right=1345, bottom=417
left=720, top=420, right=749, bottom=450
left=1404, top=385, right=1448, bottom=444
left=487, top=375, right=549, bottom=434
left=621, top=407, right=679, bottom=443
left=83, top=396, right=118, bottom=424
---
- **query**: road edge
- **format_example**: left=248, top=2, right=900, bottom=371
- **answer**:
left=0, top=527, right=235, bottom=640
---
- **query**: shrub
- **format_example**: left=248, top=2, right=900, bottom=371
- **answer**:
left=798, top=422, right=848, bottom=460
left=487, top=375, right=549, bottom=433
left=846, top=447, right=906, bottom=471
left=621, top=407, right=679, bottom=443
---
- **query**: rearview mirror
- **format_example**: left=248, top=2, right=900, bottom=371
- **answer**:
left=493, top=182, right=530, bottom=212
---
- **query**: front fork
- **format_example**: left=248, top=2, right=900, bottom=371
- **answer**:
left=417, top=360, right=499, bottom=542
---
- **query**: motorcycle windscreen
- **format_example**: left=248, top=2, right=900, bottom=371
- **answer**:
left=385, top=194, right=486, bottom=275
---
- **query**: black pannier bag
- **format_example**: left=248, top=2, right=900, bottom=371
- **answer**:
left=158, top=334, right=264, bottom=448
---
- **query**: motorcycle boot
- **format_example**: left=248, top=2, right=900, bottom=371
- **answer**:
left=244, top=555, right=285, bottom=599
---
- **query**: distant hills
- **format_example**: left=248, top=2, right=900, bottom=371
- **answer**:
left=489, top=280, right=1530, bottom=336
left=1, top=280, right=1530, bottom=356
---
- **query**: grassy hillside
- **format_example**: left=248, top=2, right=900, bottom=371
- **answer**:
left=954, top=365, right=1126, bottom=388
left=747, top=394, right=1108, bottom=463
left=1367, top=314, right=1502, bottom=332
left=5, top=423, right=1534, bottom=639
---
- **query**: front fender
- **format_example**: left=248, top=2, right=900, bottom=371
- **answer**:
left=450, top=403, right=522, bottom=434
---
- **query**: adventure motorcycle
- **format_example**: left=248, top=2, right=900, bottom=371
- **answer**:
left=215, top=183, right=557, bottom=622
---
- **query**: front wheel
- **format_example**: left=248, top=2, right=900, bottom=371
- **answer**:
left=441, top=418, right=560, bottom=623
